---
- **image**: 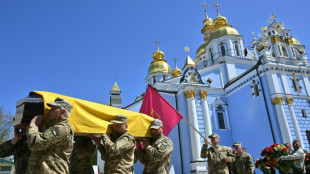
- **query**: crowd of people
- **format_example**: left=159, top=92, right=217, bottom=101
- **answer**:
left=0, top=97, right=309, bottom=174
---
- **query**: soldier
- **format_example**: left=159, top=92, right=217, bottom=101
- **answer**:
left=27, top=97, right=74, bottom=174
left=0, top=123, right=30, bottom=174
left=91, top=114, right=135, bottom=174
left=135, top=119, right=173, bottom=174
left=231, top=142, right=255, bottom=174
left=69, top=136, right=96, bottom=174
left=200, top=133, right=235, bottom=174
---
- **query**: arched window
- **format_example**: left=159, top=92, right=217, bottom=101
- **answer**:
left=216, top=105, right=226, bottom=129
left=234, top=41, right=240, bottom=56
left=282, top=45, right=288, bottom=57
left=209, top=49, right=214, bottom=63
left=291, top=47, right=296, bottom=58
left=277, top=45, right=282, bottom=56
left=220, top=43, right=226, bottom=56
left=290, top=73, right=302, bottom=93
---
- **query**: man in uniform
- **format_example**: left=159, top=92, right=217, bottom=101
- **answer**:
left=69, top=136, right=96, bottom=174
left=0, top=123, right=30, bottom=174
left=231, top=142, right=255, bottom=174
left=27, top=97, right=74, bottom=174
left=200, top=133, right=235, bottom=174
left=91, top=114, right=135, bottom=174
left=135, top=119, right=173, bottom=174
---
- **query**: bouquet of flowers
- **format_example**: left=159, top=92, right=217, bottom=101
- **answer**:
left=256, top=143, right=292, bottom=173
left=305, top=152, right=310, bottom=166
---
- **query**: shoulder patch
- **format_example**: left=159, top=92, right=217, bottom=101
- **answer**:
left=43, top=130, right=55, bottom=139
left=52, top=129, right=59, bottom=136
left=118, top=139, right=128, bottom=148
left=159, top=141, right=168, bottom=151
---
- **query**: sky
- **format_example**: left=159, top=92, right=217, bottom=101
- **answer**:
left=1, top=0, right=309, bottom=114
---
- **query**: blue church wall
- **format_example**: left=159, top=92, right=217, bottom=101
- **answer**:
left=176, top=91, right=193, bottom=174
left=235, top=64, right=251, bottom=77
left=277, top=74, right=284, bottom=94
left=226, top=77, right=274, bottom=162
left=260, top=74, right=283, bottom=144
left=201, top=69, right=223, bottom=88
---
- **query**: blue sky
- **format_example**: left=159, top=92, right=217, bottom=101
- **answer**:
left=1, top=0, right=309, bottom=114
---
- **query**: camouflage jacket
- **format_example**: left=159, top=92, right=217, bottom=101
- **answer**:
left=0, top=136, right=31, bottom=174
left=201, top=144, right=235, bottom=174
left=70, top=136, right=96, bottom=174
left=98, top=131, right=135, bottom=174
left=27, top=118, right=74, bottom=174
left=135, top=134, right=173, bottom=174
left=231, top=152, right=255, bottom=174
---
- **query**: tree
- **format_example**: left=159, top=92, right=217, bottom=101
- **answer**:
left=0, top=106, right=14, bottom=143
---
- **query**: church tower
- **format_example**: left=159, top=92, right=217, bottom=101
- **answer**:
left=109, top=82, right=122, bottom=108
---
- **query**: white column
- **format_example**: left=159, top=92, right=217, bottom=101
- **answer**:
left=185, top=90, right=202, bottom=161
left=272, top=97, right=292, bottom=144
left=287, top=98, right=304, bottom=148
left=200, top=91, right=212, bottom=137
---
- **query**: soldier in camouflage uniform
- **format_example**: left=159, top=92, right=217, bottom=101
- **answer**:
left=27, top=97, right=74, bottom=174
left=0, top=123, right=30, bottom=174
left=135, top=119, right=173, bottom=174
left=91, top=114, right=135, bottom=174
left=201, top=133, right=235, bottom=174
left=231, top=142, right=255, bottom=174
left=69, top=136, right=96, bottom=174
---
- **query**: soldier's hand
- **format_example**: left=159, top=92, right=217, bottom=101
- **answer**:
left=11, top=128, right=23, bottom=145
left=88, top=135, right=101, bottom=147
left=204, top=138, right=209, bottom=145
left=30, top=115, right=44, bottom=127
left=142, top=139, right=150, bottom=148
left=223, top=157, right=229, bottom=162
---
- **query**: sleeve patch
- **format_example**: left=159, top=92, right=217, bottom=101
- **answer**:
left=43, top=129, right=59, bottom=139
left=52, top=130, right=59, bottom=136
left=159, top=141, right=168, bottom=151
left=118, top=139, right=127, bottom=148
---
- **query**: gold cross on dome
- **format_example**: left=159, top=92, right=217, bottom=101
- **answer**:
left=173, top=57, right=178, bottom=68
left=201, top=1, right=210, bottom=18
left=213, top=1, right=220, bottom=17
left=271, top=14, right=277, bottom=22
left=154, top=40, right=160, bottom=50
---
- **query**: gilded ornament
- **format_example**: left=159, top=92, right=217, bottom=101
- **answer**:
left=200, top=91, right=208, bottom=99
left=185, top=90, right=196, bottom=99
left=285, top=38, right=293, bottom=45
left=271, top=36, right=281, bottom=44
left=286, top=98, right=293, bottom=105
left=272, top=97, right=283, bottom=105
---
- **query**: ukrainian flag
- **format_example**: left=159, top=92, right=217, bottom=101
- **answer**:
left=32, top=91, right=153, bottom=137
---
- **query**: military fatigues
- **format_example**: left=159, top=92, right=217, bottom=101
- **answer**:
left=0, top=136, right=31, bottom=174
left=201, top=144, right=235, bottom=174
left=135, top=134, right=173, bottom=174
left=70, top=136, right=96, bottom=174
left=231, top=152, right=255, bottom=174
left=27, top=118, right=74, bottom=174
left=98, top=131, right=135, bottom=174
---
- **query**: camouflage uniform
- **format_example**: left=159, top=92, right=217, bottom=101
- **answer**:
left=70, top=136, right=96, bottom=174
left=0, top=135, right=31, bottom=174
left=231, top=152, right=255, bottom=174
left=27, top=117, right=74, bottom=174
left=98, top=131, right=135, bottom=174
left=201, top=144, right=235, bottom=174
left=135, top=134, right=173, bottom=174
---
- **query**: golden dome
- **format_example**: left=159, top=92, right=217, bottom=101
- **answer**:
left=203, top=17, right=213, bottom=26
left=213, top=16, right=227, bottom=27
left=208, top=26, right=239, bottom=42
left=292, top=38, right=301, bottom=45
left=148, top=49, right=171, bottom=75
left=196, top=42, right=207, bottom=57
left=172, top=66, right=182, bottom=77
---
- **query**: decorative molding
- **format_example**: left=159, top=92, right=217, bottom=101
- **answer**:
left=272, top=97, right=283, bottom=105
left=286, top=98, right=293, bottom=105
left=185, top=90, right=196, bottom=99
left=271, top=36, right=281, bottom=44
left=199, top=91, right=208, bottom=99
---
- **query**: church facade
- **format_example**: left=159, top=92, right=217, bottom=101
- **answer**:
left=107, top=4, right=310, bottom=174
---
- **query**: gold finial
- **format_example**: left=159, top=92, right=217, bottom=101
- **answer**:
left=154, top=40, right=160, bottom=51
left=271, top=14, right=276, bottom=22
left=173, top=57, right=178, bottom=68
left=213, top=1, right=220, bottom=17
left=252, top=32, right=256, bottom=40
left=267, top=20, right=271, bottom=25
left=184, top=46, right=190, bottom=56
left=258, top=33, right=263, bottom=38
left=201, top=1, right=210, bottom=18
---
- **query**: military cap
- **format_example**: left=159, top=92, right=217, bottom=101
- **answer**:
left=47, top=97, right=73, bottom=112
left=149, top=119, right=163, bottom=129
left=110, top=114, right=128, bottom=124
left=232, top=142, right=242, bottom=147
left=208, top=133, right=220, bottom=139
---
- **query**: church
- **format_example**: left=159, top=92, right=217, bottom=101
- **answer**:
left=105, top=2, right=310, bottom=173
